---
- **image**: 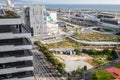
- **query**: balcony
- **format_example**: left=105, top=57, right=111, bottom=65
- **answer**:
left=0, top=25, right=31, bottom=40
left=0, top=38, right=31, bottom=46
left=0, top=50, right=33, bottom=63
left=0, top=38, right=32, bottom=52
left=0, top=60, right=33, bottom=69
left=0, top=66, right=33, bottom=75
left=0, top=56, right=33, bottom=64
left=0, top=18, right=21, bottom=25
left=0, top=50, right=32, bottom=58
left=0, top=61, right=33, bottom=75
left=0, top=71, right=34, bottom=80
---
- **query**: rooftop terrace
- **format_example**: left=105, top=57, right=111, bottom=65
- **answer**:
left=0, top=9, right=20, bottom=18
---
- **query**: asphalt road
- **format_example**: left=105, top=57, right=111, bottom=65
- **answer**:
left=32, top=48, right=63, bottom=80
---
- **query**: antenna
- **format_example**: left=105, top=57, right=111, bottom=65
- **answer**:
left=68, top=9, right=72, bottom=22
left=6, top=0, right=14, bottom=7
left=115, top=12, right=118, bottom=19
left=42, top=0, right=45, bottom=6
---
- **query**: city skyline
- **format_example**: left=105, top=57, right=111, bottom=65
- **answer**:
left=1, top=0, right=120, bottom=4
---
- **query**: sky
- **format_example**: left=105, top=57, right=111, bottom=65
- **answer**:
left=1, top=0, right=120, bottom=4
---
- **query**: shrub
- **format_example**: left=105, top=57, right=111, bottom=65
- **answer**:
left=115, top=64, right=120, bottom=68
left=92, top=70, right=114, bottom=80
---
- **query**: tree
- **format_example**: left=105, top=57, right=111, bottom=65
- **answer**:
left=92, top=70, right=114, bottom=80
left=74, top=48, right=81, bottom=55
left=83, top=65, right=87, bottom=71
left=92, top=72, right=97, bottom=80
left=72, top=70, right=76, bottom=77
left=90, top=49, right=97, bottom=55
left=34, top=41, right=65, bottom=74
left=67, top=77, right=72, bottom=80
left=115, top=64, right=120, bottom=68
left=76, top=67, right=82, bottom=74
left=57, top=66, right=65, bottom=74
left=102, top=48, right=111, bottom=54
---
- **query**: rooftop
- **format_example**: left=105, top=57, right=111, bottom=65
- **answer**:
left=115, top=50, right=120, bottom=54
left=0, top=9, right=20, bottom=18
left=105, top=67, right=120, bottom=79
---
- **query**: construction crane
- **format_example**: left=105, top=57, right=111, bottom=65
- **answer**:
left=6, top=0, right=14, bottom=7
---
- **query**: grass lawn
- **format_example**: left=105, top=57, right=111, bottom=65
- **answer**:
left=45, top=38, right=83, bottom=49
left=83, top=49, right=116, bottom=67
left=92, top=70, right=114, bottom=80
left=73, top=32, right=119, bottom=42
left=87, top=54, right=111, bottom=67
left=115, top=64, right=120, bottom=68
left=0, top=10, right=19, bottom=18
left=90, top=55, right=110, bottom=66
left=66, top=24, right=81, bottom=32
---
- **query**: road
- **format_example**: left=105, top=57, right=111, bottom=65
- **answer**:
left=58, top=18, right=80, bottom=28
left=69, top=36, right=120, bottom=45
left=32, top=48, right=63, bottom=80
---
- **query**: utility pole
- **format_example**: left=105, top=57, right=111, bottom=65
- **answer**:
left=116, top=12, right=120, bottom=32
left=42, top=0, right=45, bottom=7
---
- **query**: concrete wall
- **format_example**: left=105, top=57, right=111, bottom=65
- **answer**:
left=0, top=18, right=21, bottom=25
left=5, top=76, right=34, bottom=80
left=0, top=45, right=32, bottom=52
left=0, top=33, right=31, bottom=40
left=0, top=66, right=34, bottom=75
left=0, top=56, right=33, bottom=64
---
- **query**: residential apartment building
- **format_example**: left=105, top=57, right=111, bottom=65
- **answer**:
left=0, top=9, right=34, bottom=80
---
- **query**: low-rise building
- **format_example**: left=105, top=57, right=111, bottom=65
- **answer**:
left=105, top=67, right=120, bottom=79
left=45, top=11, right=59, bottom=35
left=100, top=18, right=120, bottom=29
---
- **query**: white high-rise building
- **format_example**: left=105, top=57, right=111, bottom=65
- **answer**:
left=0, top=9, right=34, bottom=80
left=24, top=5, right=59, bottom=37
left=24, top=5, right=47, bottom=36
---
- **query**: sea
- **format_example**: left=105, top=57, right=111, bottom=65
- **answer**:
left=45, top=4, right=120, bottom=12
left=16, top=4, right=120, bottom=12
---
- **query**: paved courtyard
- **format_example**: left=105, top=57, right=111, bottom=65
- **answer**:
left=56, top=54, right=93, bottom=73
